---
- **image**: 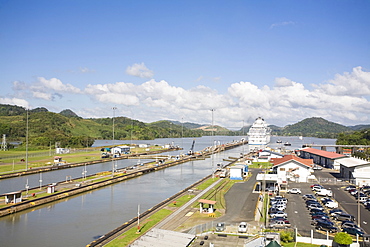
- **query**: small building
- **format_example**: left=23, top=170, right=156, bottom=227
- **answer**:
left=53, top=156, right=66, bottom=166
left=229, top=165, right=245, bottom=180
left=297, top=147, right=346, bottom=169
left=4, top=191, right=22, bottom=204
left=47, top=184, right=56, bottom=193
left=56, top=148, right=70, bottom=154
left=258, top=150, right=284, bottom=161
left=271, top=155, right=314, bottom=183
left=338, top=157, right=370, bottom=186
left=138, top=143, right=150, bottom=148
left=256, top=173, right=280, bottom=192
left=111, top=146, right=131, bottom=156
left=198, top=199, right=216, bottom=213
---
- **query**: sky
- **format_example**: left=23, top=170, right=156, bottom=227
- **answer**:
left=1, top=0, right=370, bottom=129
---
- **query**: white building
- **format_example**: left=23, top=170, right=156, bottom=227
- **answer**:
left=229, top=165, right=247, bottom=180
left=271, top=155, right=314, bottom=183
left=258, top=150, right=284, bottom=162
left=339, top=157, right=370, bottom=186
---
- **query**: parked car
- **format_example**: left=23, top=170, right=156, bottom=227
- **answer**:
left=361, top=186, right=370, bottom=192
left=345, top=185, right=356, bottom=191
left=287, top=188, right=302, bottom=194
left=238, top=222, right=248, bottom=233
left=270, top=217, right=290, bottom=223
left=316, top=223, right=338, bottom=233
left=333, top=212, right=355, bottom=222
left=270, top=211, right=287, bottom=218
left=308, top=204, right=324, bottom=211
left=313, top=165, right=323, bottom=170
left=342, top=227, right=364, bottom=236
left=329, top=208, right=344, bottom=217
left=302, top=194, right=315, bottom=200
left=311, top=211, right=328, bottom=217
left=271, top=204, right=286, bottom=211
left=312, top=215, right=330, bottom=221
left=341, top=221, right=362, bottom=230
left=215, top=222, right=225, bottom=232
left=310, top=211, right=328, bottom=217
left=316, top=189, right=332, bottom=197
left=312, top=218, right=334, bottom=226
left=312, top=185, right=324, bottom=191
left=268, top=220, right=291, bottom=228
left=325, top=200, right=338, bottom=209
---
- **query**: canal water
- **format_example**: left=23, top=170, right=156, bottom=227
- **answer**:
left=0, top=136, right=335, bottom=247
left=0, top=136, right=240, bottom=194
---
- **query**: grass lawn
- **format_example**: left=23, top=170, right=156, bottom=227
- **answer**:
left=0, top=146, right=166, bottom=174
left=105, top=209, right=172, bottom=247
left=249, top=162, right=272, bottom=169
left=282, top=243, right=321, bottom=247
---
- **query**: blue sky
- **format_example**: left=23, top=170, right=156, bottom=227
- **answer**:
left=1, top=0, right=370, bottom=128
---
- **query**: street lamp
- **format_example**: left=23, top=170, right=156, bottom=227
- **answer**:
left=210, top=109, right=215, bottom=178
left=26, top=108, right=29, bottom=171
left=112, top=107, right=117, bottom=177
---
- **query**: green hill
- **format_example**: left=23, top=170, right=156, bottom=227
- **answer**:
left=279, top=117, right=351, bottom=138
left=2, top=103, right=370, bottom=148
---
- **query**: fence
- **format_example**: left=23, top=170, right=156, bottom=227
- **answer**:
left=317, top=177, right=348, bottom=185
left=187, top=221, right=216, bottom=235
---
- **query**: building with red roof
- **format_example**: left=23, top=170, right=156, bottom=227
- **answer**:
left=297, top=147, right=347, bottom=170
left=271, top=155, right=314, bottom=184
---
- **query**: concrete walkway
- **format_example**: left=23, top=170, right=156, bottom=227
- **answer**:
left=156, top=178, right=223, bottom=229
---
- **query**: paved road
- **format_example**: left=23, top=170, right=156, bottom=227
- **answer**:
left=218, top=169, right=260, bottom=224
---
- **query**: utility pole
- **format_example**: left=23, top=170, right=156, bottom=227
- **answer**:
left=211, top=109, right=215, bottom=179
left=26, top=109, right=29, bottom=171
left=112, top=107, right=117, bottom=177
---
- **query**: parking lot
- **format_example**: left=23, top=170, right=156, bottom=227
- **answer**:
left=278, top=169, right=370, bottom=239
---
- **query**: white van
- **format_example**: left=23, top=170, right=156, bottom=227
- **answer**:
left=316, top=189, right=332, bottom=197
left=238, top=222, right=248, bottom=233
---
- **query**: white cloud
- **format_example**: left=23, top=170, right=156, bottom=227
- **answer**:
left=0, top=97, right=30, bottom=108
left=270, top=21, right=295, bottom=29
left=36, top=77, right=81, bottom=93
left=5, top=66, right=370, bottom=127
left=79, top=67, right=95, bottom=73
left=32, top=91, right=53, bottom=100
left=316, top=66, right=370, bottom=96
left=126, top=63, right=154, bottom=78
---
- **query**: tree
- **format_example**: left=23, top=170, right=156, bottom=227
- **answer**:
left=333, top=232, right=352, bottom=246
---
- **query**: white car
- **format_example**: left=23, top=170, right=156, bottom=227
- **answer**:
left=238, top=222, right=248, bottom=233
left=288, top=188, right=302, bottom=194
left=325, top=200, right=338, bottom=208
left=270, top=211, right=287, bottom=218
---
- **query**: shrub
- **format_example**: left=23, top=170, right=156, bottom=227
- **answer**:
left=333, top=232, right=353, bottom=246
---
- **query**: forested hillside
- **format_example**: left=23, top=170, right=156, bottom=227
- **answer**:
left=0, top=104, right=204, bottom=149
left=1, top=104, right=370, bottom=149
left=273, top=117, right=351, bottom=138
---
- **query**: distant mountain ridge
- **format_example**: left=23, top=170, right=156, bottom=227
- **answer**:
left=0, top=104, right=369, bottom=147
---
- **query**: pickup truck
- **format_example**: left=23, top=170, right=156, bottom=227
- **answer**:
left=316, top=189, right=332, bottom=197
left=268, top=220, right=291, bottom=228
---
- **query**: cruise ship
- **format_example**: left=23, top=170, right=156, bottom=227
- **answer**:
left=247, top=117, right=271, bottom=152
